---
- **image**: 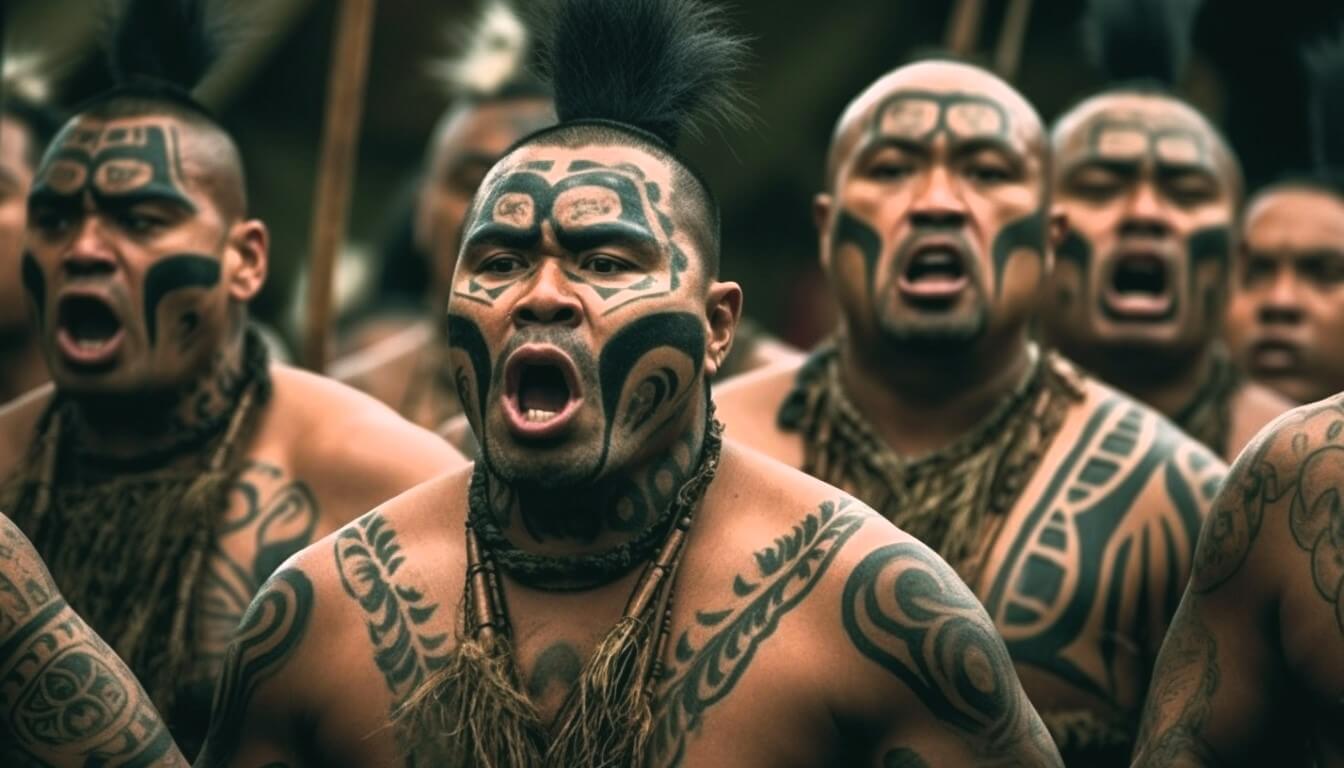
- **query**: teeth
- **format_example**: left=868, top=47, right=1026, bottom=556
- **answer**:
left=76, top=338, right=106, bottom=349
left=524, top=408, right=557, bottom=423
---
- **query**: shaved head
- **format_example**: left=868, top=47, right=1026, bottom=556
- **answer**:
left=825, top=60, right=1047, bottom=190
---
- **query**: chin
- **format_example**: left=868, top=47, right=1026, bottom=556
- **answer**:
left=878, top=311, right=986, bottom=351
left=483, top=440, right=604, bottom=490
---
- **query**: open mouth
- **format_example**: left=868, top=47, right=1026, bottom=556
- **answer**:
left=1248, top=339, right=1302, bottom=374
left=55, top=294, right=124, bottom=367
left=897, top=244, right=970, bottom=302
left=503, top=347, right=583, bottom=439
left=1103, top=252, right=1173, bottom=319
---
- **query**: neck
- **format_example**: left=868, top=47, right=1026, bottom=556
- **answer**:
left=1068, top=341, right=1210, bottom=420
left=0, top=327, right=49, bottom=403
left=66, top=328, right=251, bottom=461
left=484, top=394, right=710, bottom=562
left=838, top=326, right=1034, bottom=456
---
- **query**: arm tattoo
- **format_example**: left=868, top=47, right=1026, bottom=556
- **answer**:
left=198, top=568, right=314, bottom=768
left=198, top=462, right=319, bottom=669
left=1131, top=600, right=1221, bottom=766
left=651, top=499, right=869, bottom=766
left=0, top=518, right=185, bottom=767
left=982, top=398, right=1220, bottom=699
left=335, top=511, right=448, bottom=705
left=842, top=542, right=1056, bottom=762
left=1192, top=397, right=1344, bottom=632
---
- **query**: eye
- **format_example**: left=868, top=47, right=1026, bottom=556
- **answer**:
left=121, top=212, right=167, bottom=234
left=869, top=162, right=914, bottom=181
left=482, top=253, right=526, bottom=275
left=583, top=255, right=631, bottom=275
left=966, top=164, right=1012, bottom=184
left=31, top=208, right=75, bottom=234
left=1242, top=258, right=1274, bottom=287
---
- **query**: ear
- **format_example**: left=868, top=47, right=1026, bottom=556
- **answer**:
left=703, top=280, right=743, bottom=379
left=813, top=192, right=834, bottom=271
left=225, top=219, right=268, bottom=302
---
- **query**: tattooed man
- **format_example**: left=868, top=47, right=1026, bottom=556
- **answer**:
left=197, top=1, right=1061, bottom=766
left=1037, top=0, right=1293, bottom=461
left=714, top=59, right=1225, bottom=766
left=0, top=80, right=60, bottom=404
left=1132, top=394, right=1344, bottom=766
left=1, top=513, right=187, bottom=768
left=0, top=1, right=464, bottom=759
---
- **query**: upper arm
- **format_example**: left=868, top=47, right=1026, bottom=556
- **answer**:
left=0, top=516, right=187, bottom=768
left=836, top=537, right=1063, bottom=767
left=1132, top=428, right=1294, bottom=766
left=197, top=566, right=319, bottom=768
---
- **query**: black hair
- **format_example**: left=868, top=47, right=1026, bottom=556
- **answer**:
left=508, top=0, right=751, bottom=276
left=1083, top=0, right=1204, bottom=90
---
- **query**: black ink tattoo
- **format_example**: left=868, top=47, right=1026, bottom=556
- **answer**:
left=871, top=90, right=1010, bottom=144
left=525, top=642, right=583, bottom=701
left=843, top=541, right=1042, bottom=754
left=335, top=512, right=448, bottom=703
left=1, top=517, right=183, bottom=767
left=198, top=568, right=314, bottom=768
left=883, top=746, right=931, bottom=768
left=651, top=499, right=869, bottom=764
left=1131, top=600, right=1221, bottom=766
left=143, top=254, right=222, bottom=346
left=32, top=123, right=196, bottom=212
left=982, top=397, right=1217, bottom=700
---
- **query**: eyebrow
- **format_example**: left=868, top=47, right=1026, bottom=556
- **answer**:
left=554, top=221, right=661, bottom=258
left=1064, top=158, right=1141, bottom=178
left=462, top=221, right=542, bottom=251
left=93, top=189, right=199, bottom=213
left=950, top=137, right=1025, bottom=165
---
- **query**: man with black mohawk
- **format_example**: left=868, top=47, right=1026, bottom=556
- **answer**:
left=1040, top=0, right=1293, bottom=461
left=1133, top=30, right=1344, bottom=768
left=0, top=58, right=61, bottom=403
left=1225, top=35, right=1344, bottom=406
left=712, top=51, right=1229, bottom=766
left=0, top=0, right=464, bottom=757
left=196, top=0, right=1062, bottom=766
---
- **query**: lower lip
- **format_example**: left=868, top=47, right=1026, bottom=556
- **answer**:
left=897, top=275, right=969, bottom=301
left=1102, top=289, right=1172, bottom=319
left=1250, top=345, right=1300, bottom=373
left=56, top=328, right=125, bottom=367
left=502, top=396, right=583, bottom=441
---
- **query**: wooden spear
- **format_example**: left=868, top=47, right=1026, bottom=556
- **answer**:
left=995, top=0, right=1035, bottom=81
left=302, top=0, right=378, bottom=371
left=945, top=0, right=986, bottom=57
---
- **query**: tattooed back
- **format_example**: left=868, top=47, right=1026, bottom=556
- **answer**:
left=716, top=362, right=1227, bottom=763
left=196, top=441, right=1063, bottom=767
left=1134, top=394, right=1344, bottom=766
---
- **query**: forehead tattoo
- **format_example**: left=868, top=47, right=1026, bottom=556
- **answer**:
left=457, top=159, right=688, bottom=313
left=1079, top=116, right=1212, bottom=170
left=32, top=123, right=196, bottom=210
left=871, top=89, right=1011, bottom=143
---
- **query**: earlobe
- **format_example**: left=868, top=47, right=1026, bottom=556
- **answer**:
left=227, top=219, right=269, bottom=302
left=814, top=193, right=834, bottom=270
left=704, top=280, right=743, bottom=378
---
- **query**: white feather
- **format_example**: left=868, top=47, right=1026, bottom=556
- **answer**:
left=428, top=0, right=530, bottom=98
left=2, top=52, right=52, bottom=104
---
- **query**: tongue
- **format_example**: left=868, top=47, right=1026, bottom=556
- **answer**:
left=518, top=366, right=570, bottom=412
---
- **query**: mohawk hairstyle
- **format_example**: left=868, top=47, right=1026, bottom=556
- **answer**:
left=1083, top=0, right=1204, bottom=88
left=1305, top=30, right=1344, bottom=191
left=89, top=0, right=229, bottom=117
left=535, top=0, right=750, bottom=147
left=430, top=0, right=547, bottom=103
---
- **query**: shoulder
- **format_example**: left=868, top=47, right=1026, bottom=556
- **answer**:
left=0, top=384, right=53, bottom=476
left=712, top=360, right=805, bottom=467
left=265, top=363, right=466, bottom=478
left=1227, top=381, right=1297, bottom=458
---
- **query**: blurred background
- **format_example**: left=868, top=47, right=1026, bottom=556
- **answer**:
left=6, top=0, right=1343, bottom=355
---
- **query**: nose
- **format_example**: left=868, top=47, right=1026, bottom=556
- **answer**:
left=1117, top=183, right=1172, bottom=239
left=1256, top=269, right=1303, bottom=326
left=512, top=259, right=582, bottom=328
left=61, top=216, right=117, bottom=279
left=909, top=166, right=968, bottom=229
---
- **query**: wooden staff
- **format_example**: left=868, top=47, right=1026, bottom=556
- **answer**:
left=945, top=0, right=986, bottom=57
left=994, top=0, right=1035, bottom=81
left=302, top=0, right=378, bottom=371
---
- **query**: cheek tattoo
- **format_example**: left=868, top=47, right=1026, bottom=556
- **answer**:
left=143, top=254, right=222, bottom=346
left=1054, top=230, right=1094, bottom=307
left=831, top=210, right=884, bottom=301
left=991, top=208, right=1048, bottom=297
left=446, top=312, right=496, bottom=427
left=21, top=251, right=46, bottom=327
